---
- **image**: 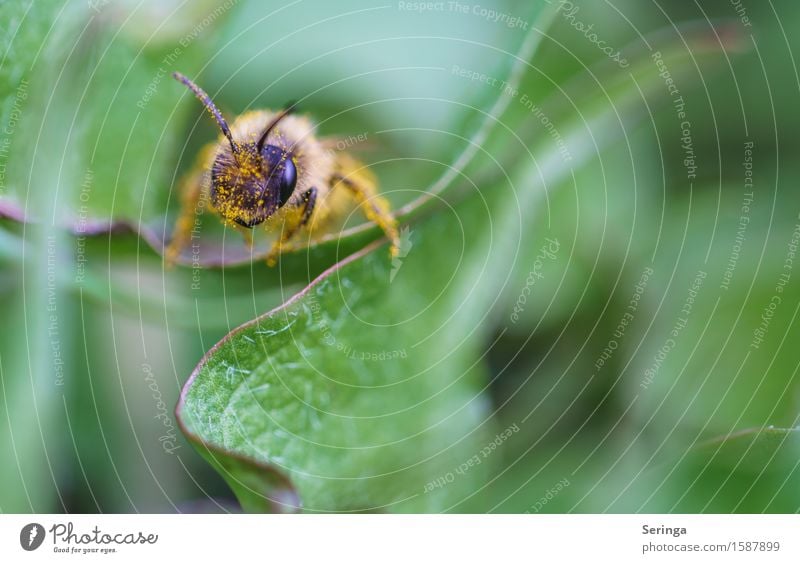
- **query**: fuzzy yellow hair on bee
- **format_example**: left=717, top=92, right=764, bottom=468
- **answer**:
left=166, top=72, right=399, bottom=266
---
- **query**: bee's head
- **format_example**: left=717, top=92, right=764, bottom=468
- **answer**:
left=210, top=143, right=297, bottom=228
left=173, top=72, right=298, bottom=228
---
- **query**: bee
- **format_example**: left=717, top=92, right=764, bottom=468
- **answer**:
left=166, top=72, right=399, bottom=266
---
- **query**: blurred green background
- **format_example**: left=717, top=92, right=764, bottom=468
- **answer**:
left=1, top=0, right=799, bottom=513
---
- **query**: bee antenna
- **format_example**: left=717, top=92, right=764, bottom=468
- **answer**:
left=256, top=101, right=298, bottom=151
left=173, top=72, right=239, bottom=156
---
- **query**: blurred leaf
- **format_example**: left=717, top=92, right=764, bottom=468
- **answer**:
left=0, top=0, right=62, bottom=228
left=644, top=427, right=800, bottom=512
left=494, top=21, right=746, bottom=332
left=0, top=0, right=62, bottom=130
left=1, top=1, right=222, bottom=232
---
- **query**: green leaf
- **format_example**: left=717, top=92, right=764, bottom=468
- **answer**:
left=176, top=241, right=491, bottom=512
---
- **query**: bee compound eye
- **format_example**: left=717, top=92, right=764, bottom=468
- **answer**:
left=262, top=144, right=297, bottom=207
left=279, top=157, right=297, bottom=206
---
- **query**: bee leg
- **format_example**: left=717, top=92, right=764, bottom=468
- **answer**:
left=332, top=173, right=400, bottom=257
left=165, top=145, right=215, bottom=267
left=165, top=173, right=202, bottom=266
left=265, top=187, right=317, bottom=266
